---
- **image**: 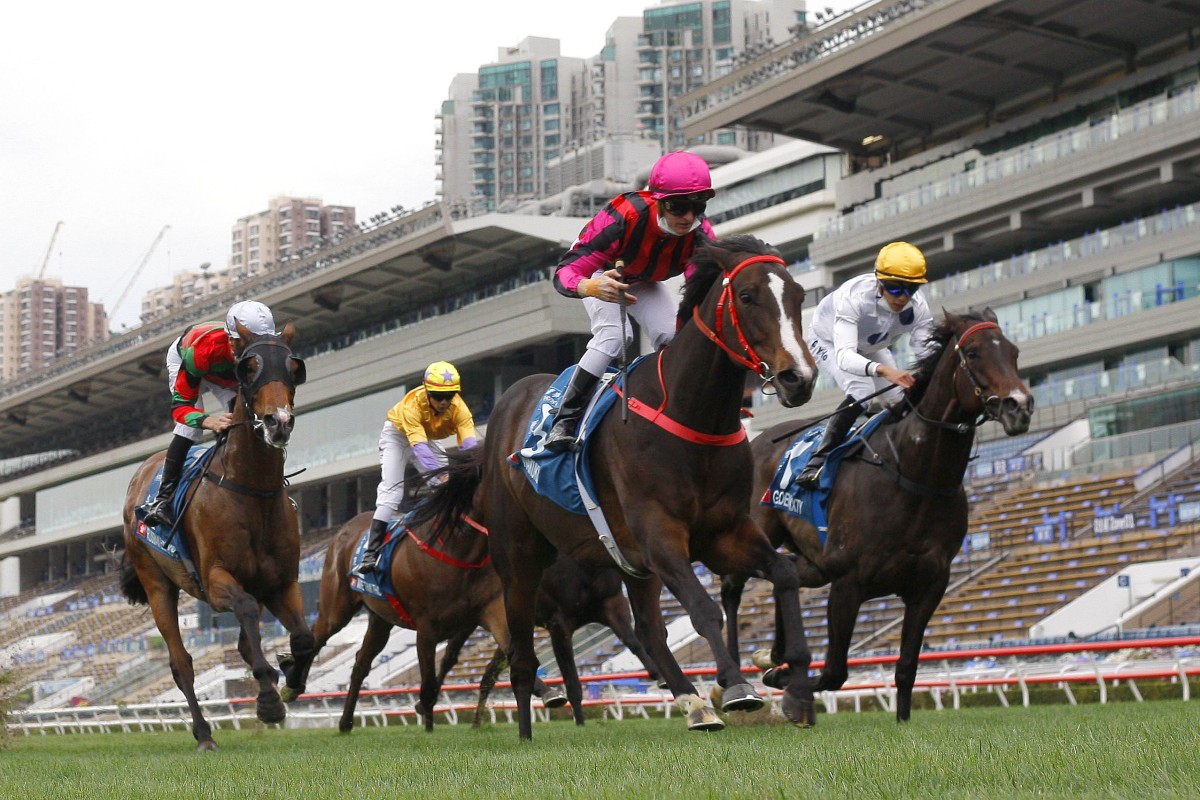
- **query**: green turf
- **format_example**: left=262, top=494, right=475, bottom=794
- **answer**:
left=2, top=702, right=1195, bottom=799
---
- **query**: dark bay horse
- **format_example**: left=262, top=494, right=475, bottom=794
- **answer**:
left=722, top=308, right=1034, bottom=721
left=119, top=323, right=311, bottom=750
left=418, top=235, right=819, bottom=739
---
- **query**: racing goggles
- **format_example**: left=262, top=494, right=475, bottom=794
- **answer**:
left=880, top=280, right=920, bottom=298
left=660, top=197, right=708, bottom=217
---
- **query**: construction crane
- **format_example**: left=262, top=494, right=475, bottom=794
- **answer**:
left=108, top=225, right=171, bottom=322
left=36, top=221, right=64, bottom=279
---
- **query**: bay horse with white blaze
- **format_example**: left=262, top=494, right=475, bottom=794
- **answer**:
left=722, top=308, right=1033, bottom=721
left=418, top=235, right=820, bottom=739
left=119, top=322, right=311, bottom=750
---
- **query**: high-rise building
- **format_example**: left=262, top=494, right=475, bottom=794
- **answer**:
left=140, top=264, right=236, bottom=325
left=229, top=196, right=356, bottom=279
left=436, top=0, right=807, bottom=213
left=0, top=278, right=108, bottom=382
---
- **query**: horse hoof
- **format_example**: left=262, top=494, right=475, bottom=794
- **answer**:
left=279, top=686, right=298, bottom=703
left=720, top=683, right=764, bottom=713
left=751, top=649, right=778, bottom=670
left=540, top=686, right=568, bottom=709
left=338, top=721, right=355, bottom=734
left=782, top=693, right=816, bottom=728
left=708, top=683, right=723, bottom=708
left=761, top=666, right=791, bottom=690
left=197, top=740, right=218, bottom=752
left=686, top=706, right=725, bottom=732
left=257, top=695, right=287, bottom=725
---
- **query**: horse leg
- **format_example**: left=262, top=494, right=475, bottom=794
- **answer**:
left=281, top=558, right=362, bottom=701
left=718, top=572, right=749, bottom=669
left=415, top=630, right=441, bottom=733
left=601, top=594, right=667, bottom=689
left=263, top=581, right=316, bottom=703
left=760, top=549, right=815, bottom=727
left=434, top=627, right=474, bottom=689
left=472, top=647, right=507, bottom=729
left=219, top=583, right=285, bottom=725
left=144, top=578, right=216, bottom=750
left=338, top=612, right=392, bottom=733
left=621, top=574, right=723, bottom=731
left=815, top=578, right=862, bottom=694
left=491, top=532, right=554, bottom=741
left=545, top=616, right=585, bottom=725
left=893, top=581, right=948, bottom=722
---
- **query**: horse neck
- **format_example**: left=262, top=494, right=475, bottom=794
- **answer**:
left=654, top=303, right=748, bottom=435
left=219, top=401, right=285, bottom=488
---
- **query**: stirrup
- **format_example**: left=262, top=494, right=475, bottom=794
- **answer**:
left=544, top=422, right=580, bottom=452
left=141, top=499, right=174, bottom=528
left=795, top=464, right=822, bottom=489
left=353, top=554, right=378, bottom=577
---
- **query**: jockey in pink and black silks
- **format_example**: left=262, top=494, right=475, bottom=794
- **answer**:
left=545, top=151, right=718, bottom=452
left=140, top=300, right=277, bottom=529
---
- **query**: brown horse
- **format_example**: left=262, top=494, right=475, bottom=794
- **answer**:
left=722, top=308, right=1034, bottom=721
left=417, top=235, right=820, bottom=739
left=119, top=323, right=311, bottom=750
left=279, top=509, right=572, bottom=733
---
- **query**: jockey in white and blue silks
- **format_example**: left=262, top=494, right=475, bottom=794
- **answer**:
left=796, top=242, right=936, bottom=488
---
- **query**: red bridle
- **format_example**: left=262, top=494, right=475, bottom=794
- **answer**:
left=690, top=253, right=787, bottom=378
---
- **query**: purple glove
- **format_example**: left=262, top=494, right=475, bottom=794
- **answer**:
left=412, top=441, right=442, bottom=472
left=460, top=436, right=479, bottom=451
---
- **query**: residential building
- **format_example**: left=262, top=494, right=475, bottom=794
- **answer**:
left=230, top=196, right=356, bottom=279
left=0, top=278, right=107, bottom=383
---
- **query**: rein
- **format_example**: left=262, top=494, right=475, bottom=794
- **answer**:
left=404, top=514, right=491, bottom=569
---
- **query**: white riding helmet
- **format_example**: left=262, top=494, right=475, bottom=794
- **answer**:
left=225, top=300, right=276, bottom=340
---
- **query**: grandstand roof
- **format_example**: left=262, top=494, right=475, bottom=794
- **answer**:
left=0, top=212, right=584, bottom=460
left=680, top=0, right=1200, bottom=155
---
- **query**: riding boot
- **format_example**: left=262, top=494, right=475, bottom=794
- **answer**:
left=545, top=367, right=601, bottom=452
left=355, top=518, right=390, bottom=577
left=141, top=434, right=193, bottom=528
left=795, top=395, right=862, bottom=489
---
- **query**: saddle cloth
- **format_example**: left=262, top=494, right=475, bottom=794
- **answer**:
left=761, top=411, right=890, bottom=543
left=507, top=361, right=641, bottom=515
left=348, top=516, right=416, bottom=627
left=133, top=444, right=215, bottom=563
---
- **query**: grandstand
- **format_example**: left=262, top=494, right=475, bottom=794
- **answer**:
left=4, top=0, right=1200, bottom=710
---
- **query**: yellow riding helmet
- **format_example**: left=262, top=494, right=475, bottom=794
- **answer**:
left=874, top=242, right=928, bottom=284
left=423, top=361, right=461, bottom=393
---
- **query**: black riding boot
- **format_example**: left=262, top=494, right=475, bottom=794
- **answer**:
left=796, top=395, right=862, bottom=489
left=141, top=434, right=193, bottom=528
left=355, top=517, right=390, bottom=576
left=545, top=367, right=601, bottom=452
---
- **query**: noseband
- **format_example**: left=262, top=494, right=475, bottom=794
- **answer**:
left=233, top=338, right=304, bottom=437
left=691, top=253, right=788, bottom=391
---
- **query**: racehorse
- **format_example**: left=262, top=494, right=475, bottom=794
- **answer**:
left=721, top=308, right=1034, bottom=722
left=417, top=235, right=820, bottom=739
left=119, top=322, right=311, bottom=751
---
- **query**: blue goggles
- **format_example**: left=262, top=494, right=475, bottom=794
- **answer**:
left=880, top=280, right=919, bottom=298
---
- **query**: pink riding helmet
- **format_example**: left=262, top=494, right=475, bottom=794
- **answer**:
left=647, top=151, right=716, bottom=200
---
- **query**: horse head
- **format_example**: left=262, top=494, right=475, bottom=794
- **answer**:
left=941, top=308, right=1033, bottom=435
left=687, top=236, right=817, bottom=408
left=232, top=321, right=306, bottom=448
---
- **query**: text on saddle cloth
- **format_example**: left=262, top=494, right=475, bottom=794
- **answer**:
left=761, top=411, right=890, bottom=544
left=347, top=516, right=416, bottom=628
left=134, top=444, right=218, bottom=589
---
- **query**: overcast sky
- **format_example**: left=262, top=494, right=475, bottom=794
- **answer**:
left=1, top=0, right=855, bottom=330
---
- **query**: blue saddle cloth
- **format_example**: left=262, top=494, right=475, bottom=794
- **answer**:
left=347, top=516, right=409, bottom=601
left=762, top=411, right=890, bottom=544
left=507, top=362, right=640, bottom=515
left=133, top=444, right=216, bottom=565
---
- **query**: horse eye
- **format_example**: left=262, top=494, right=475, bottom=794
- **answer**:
left=738, top=289, right=754, bottom=304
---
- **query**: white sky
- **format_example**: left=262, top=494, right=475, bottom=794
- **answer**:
left=1, top=0, right=856, bottom=330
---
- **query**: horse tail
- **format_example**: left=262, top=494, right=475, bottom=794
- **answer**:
left=118, top=554, right=149, bottom=606
left=410, top=444, right=484, bottom=535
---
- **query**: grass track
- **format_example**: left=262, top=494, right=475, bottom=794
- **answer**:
left=2, top=702, right=1196, bottom=799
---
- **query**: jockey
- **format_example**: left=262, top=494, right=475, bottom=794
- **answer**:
left=545, top=150, right=718, bottom=451
left=140, top=300, right=277, bottom=528
left=354, top=361, right=479, bottom=577
left=795, top=242, right=936, bottom=489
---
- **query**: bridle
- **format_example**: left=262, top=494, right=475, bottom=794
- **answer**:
left=231, top=337, right=306, bottom=438
left=690, top=253, right=790, bottom=394
left=905, top=320, right=1005, bottom=433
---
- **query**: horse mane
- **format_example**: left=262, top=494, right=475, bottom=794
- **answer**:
left=407, top=444, right=484, bottom=539
left=676, top=234, right=780, bottom=329
left=902, top=309, right=991, bottom=410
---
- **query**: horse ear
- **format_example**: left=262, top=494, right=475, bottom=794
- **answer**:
left=290, top=357, right=307, bottom=386
left=981, top=306, right=998, bottom=323
left=280, top=321, right=296, bottom=346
